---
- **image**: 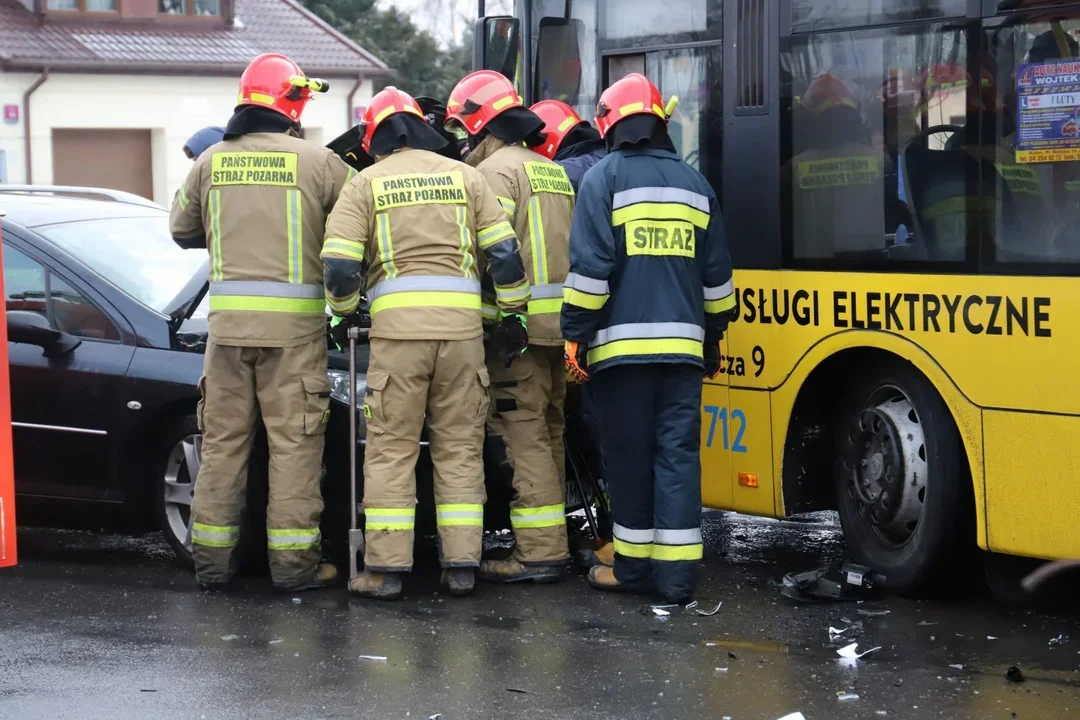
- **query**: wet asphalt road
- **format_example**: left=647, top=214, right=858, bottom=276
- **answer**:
left=2, top=511, right=1079, bottom=720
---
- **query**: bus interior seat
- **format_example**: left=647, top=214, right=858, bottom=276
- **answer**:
left=901, top=125, right=1012, bottom=261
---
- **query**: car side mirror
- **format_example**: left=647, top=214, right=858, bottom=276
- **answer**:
left=6, top=310, right=81, bottom=358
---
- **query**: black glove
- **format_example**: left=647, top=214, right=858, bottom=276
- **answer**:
left=703, top=331, right=722, bottom=380
left=330, top=300, right=371, bottom=349
left=495, top=313, right=529, bottom=367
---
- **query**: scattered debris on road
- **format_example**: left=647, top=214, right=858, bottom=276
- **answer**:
left=1049, top=634, right=1069, bottom=647
left=220, top=634, right=239, bottom=641
left=777, top=713, right=806, bottom=720
left=692, top=600, right=723, bottom=616
left=506, top=688, right=530, bottom=694
left=651, top=607, right=671, bottom=617
left=780, top=561, right=883, bottom=603
left=837, top=691, right=860, bottom=701
left=949, top=664, right=965, bottom=671
left=359, top=655, right=387, bottom=662
left=857, top=609, right=891, bottom=617
left=837, top=643, right=881, bottom=660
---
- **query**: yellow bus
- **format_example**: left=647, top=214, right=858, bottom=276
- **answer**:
left=475, top=0, right=1080, bottom=594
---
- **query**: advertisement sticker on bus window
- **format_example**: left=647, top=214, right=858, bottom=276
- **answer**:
left=1015, top=61, right=1080, bottom=164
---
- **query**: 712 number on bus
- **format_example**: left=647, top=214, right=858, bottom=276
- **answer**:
left=703, top=405, right=748, bottom=454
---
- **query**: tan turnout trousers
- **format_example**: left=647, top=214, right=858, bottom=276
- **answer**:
left=193, top=336, right=330, bottom=587
left=362, top=337, right=490, bottom=571
left=488, top=345, right=569, bottom=565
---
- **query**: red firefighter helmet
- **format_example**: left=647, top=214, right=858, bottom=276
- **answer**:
left=594, top=73, right=665, bottom=138
left=530, top=100, right=585, bottom=158
left=237, top=53, right=328, bottom=122
left=445, top=70, right=524, bottom=135
left=359, top=86, right=425, bottom=154
left=802, top=73, right=857, bottom=115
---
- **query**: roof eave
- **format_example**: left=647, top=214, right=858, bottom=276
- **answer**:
left=0, top=58, right=392, bottom=78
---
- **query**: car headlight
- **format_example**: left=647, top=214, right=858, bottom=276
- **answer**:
left=327, top=369, right=366, bottom=406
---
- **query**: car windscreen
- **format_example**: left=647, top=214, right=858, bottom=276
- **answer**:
left=33, top=214, right=206, bottom=315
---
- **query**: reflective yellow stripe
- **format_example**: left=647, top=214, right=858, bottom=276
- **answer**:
left=370, top=291, right=482, bottom=314
left=652, top=544, right=704, bottom=561
left=327, top=291, right=360, bottom=314
left=705, top=295, right=736, bottom=314
left=481, top=302, right=499, bottom=322
left=497, top=196, right=516, bottom=216
left=374, top=105, right=397, bottom=124
left=612, top=202, right=710, bottom=229
left=436, top=503, right=484, bottom=527
left=266, top=527, right=320, bottom=551
left=613, top=537, right=652, bottom=559
left=557, top=115, right=577, bottom=132
left=587, top=338, right=703, bottom=364
left=209, top=189, right=223, bottom=281
left=377, top=212, right=398, bottom=279
left=249, top=91, right=275, bottom=106
left=528, top=297, right=562, bottom=314
left=209, top=296, right=326, bottom=313
left=191, top=522, right=239, bottom=548
left=177, top=185, right=190, bottom=210
left=492, top=94, right=518, bottom=111
left=455, top=206, right=474, bottom=277
left=286, top=188, right=303, bottom=284
left=619, top=101, right=645, bottom=116
left=510, top=503, right=566, bottom=529
left=496, top=279, right=531, bottom=304
left=563, top=287, right=608, bottom=310
left=365, top=507, right=416, bottom=531
left=321, top=237, right=367, bottom=261
left=527, top=196, right=548, bottom=284
left=477, top=221, right=516, bottom=249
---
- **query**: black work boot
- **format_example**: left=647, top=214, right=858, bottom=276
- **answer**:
left=441, top=568, right=476, bottom=597
left=479, top=557, right=563, bottom=584
left=348, top=571, right=403, bottom=600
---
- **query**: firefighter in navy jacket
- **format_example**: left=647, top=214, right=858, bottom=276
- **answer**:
left=560, top=73, right=736, bottom=603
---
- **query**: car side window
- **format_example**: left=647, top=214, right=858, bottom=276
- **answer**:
left=4, top=245, right=121, bottom=342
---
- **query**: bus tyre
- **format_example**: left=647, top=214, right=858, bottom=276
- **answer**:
left=833, top=359, right=971, bottom=596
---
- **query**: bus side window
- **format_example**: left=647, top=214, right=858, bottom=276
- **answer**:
left=983, top=14, right=1080, bottom=271
left=781, top=22, right=977, bottom=269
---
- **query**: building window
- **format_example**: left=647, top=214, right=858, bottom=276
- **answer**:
left=160, top=0, right=221, bottom=16
left=47, top=0, right=117, bottom=11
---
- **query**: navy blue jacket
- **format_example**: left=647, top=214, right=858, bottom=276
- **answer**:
left=554, top=140, right=607, bottom=193
left=560, top=147, right=735, bottom=373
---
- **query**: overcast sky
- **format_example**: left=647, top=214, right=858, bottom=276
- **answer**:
left=380, top=0, right=513, bottom=46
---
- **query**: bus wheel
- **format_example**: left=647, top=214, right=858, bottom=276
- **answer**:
left=834, top=359, right=969, bottom=596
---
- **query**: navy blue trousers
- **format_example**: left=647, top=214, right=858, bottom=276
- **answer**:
left=591, top=363, right=703, bottom=602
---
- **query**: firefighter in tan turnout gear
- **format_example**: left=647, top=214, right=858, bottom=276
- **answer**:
left=446, top=71, right=575, bottom=584
left=322, top=87, right=529, bottom=601
left=170, top=53, right=353, bottom=591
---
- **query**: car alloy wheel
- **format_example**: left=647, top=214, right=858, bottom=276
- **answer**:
left=163, top=432, right=200, bottom=554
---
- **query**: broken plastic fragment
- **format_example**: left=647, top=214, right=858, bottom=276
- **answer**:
left=837, top=643, right=881, bottom=659
left=715, top=667, right=728, bottom=673
left=651, top=604, right=679, bottom=610
left=1049, top=634, right=1069, bottom=646
left=685, top=601, right=699, bottom=610
left=359, top=655, right=388, bottom=661
left=695, top=600, right=723, bottom=616
left=949, top=664, right=965, bottom=670
left=918, top=621, right=938, bottom=626
left=652, top=607, right=671, bottom=617
left=220, top=634, right=239, bottom=641
left=829, top=626, right=849, bottom=638
left=777, top=714, right=806, bottom=720
left=292, top=597, right=302, bottom=604
left=988, top=636, right=998, bottom=640
left=429, top=715, right=443, bottom=720
left=269, top=638, right=284, bottom=645
left=857, top=609, right=890, bottom=617
left=837, top=692, right=860, bottom=701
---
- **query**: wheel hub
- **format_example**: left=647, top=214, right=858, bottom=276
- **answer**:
left=846, top=393, right=929, bottom=545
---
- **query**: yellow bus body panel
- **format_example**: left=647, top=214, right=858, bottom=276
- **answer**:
left=701, top=268, right=1080, bottom=560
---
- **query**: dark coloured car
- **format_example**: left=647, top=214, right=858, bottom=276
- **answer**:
left=2, top=186, right=606, bottom=569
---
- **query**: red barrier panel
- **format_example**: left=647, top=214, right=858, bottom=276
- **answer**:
left=0, top=228, right=17, bottom=567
